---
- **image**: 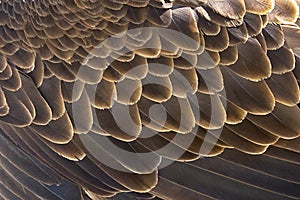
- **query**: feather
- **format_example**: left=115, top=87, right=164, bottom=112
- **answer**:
left=164, top=7, right=200, bottom=51
left=138, top=96, right=195, bottom=134
left=174, top=52, right=197, bottom=70
left=66, top=89, right=93, bottom=134
left=85, top=79, right=116, bottom=109
left=262, top=23, right=285, bottom=50
left=28, top=55, right=45, bottom=87
left=269, top=0, right=299, bottom=23
left=158, top=130, right=224, bottom=156
left=227, top=23, right=248, bottom=45
left=206, top=0, right=246, bottom=20
left=45, top=61, right=77, bottom=82
left=196, top=50, right=220, bottom=69
left=135, top=128, right=201, bottom=161
left=146, top=7, right=172, bottom=27
left=264, top=146, right=300, bottom=164
left=29, top=112, right=74, bottom=144
left=274, top=137, right=300, bottom=154
left=1, top=1, right=300, bottom=199
left=247, top=103, right=300, bottom=139
left=0, top=170, right=41, bottom=200
left=20, top=74, right=52, bottom=125
left=219, top=45, right=238, bottom=66
left=267, top=45, right=295, bottom=74
left=153, top=154, right=300, bottom=200
left=221, top=67, right=275, bottom=115
left=188, top=92, right=226, bottom=129
left=211, top=127, right=268, bottom=154
left=282, top=25, right=300, bottom=58
left=148, top=56, right=174, bottom=77
left=0, top=130, right=60, bottom=185
left=142, top=74, right=172, bottom=103
left=78, top=133, right=161, bottom=174
left=222, top=98, right=247, bottom=125
left=116, top=78, right=142, bottom=105
left=220, top=149, right=300, bottom=184
left=111, top=55, right=148, bottom=80
left=61, top=80, right=85, bottom=103
left=133, top=29, right=162, bottom=59
left=0, top=89, right=33, bottom=127
left=204, top=26, right=229, bottom=52
left=0, top=65, right=21, bottom=91
left=202, top=5, right=243, bottom=26
left=197, top=66, right=224, bottom=94
left=169, top=68, right=198, bottom=97
left=103, top=66, right=124, bottom=82
left=244, top=0, right=275, bottom=14
left=228, top=38, right=272, bottom=81
left=19, top=129, right=118, bottom=196
left=225, top=119, right=279, bottom=145
left=196, top=7, right=221, bottom=36
left=0, top=62, right=12, bottom=81
left=243, top=13, right=263, bottom=36
left=266, top=72, right=300, bottom=106
left=0, top=156, right=64, bottom=200
left=95, top=103, right=142, bottom=141
left=38, top=76, right=65, bottom=120
left=10, top=49, right=35, bottom=69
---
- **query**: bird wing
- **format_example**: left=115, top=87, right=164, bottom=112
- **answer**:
left=0, top=0, right=300, bottom=199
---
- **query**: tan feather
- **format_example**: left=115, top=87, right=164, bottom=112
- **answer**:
left=1, top=1, right=300, bottom=199
left=222, top=98, right=247, bottom=125
left=61, top=80, right=85, bottom=103
left=244, top=13, right=263, bottom=37
left=204, top=26, right=229, bottom=52
left=189, top=92, right=226, bottom=129
left=38, top=76, right=65, bottom=120
left=197, top=66, right=224, bottom=94
left=111, top=55, right=148, bottom=80
left=247, top=103, right=300, bottom=139
left=29, top=112, right=74, bottom=144
left=196, top=7, right=221, bottom=36
left=227, top=23, right=248, bottom=45
left=206, top=0, right=246, bottom=20
left=66, top=89, right=93, bottom=134
left=148, top=56, right=174, bottom=77
left=211, top=127, right=268, bottom=154
left=262, top=23, right=285, bottom=50
left=85, top=79, right=116, bottom=109
left=221, top=67, right=275, bottom=115
left=142, top=74, right=172, bottom=103
left=95, top=103, right=142, bottom=141
left=169, top=68, right=198, bottom=97
left=116, top=78, right=142, bottom=105
left=266, top=72, right=300, bottom=106
left=267, top=45, right=295, bottom=74
left=269, top=0, right=299, bottom=23
left=225, top=119, right=279, bottom=146
left=103, top=66, right=124, bottom=82
left=228, top=38, right=272, bottom=81
left=244, top=0, right=275, bottom=14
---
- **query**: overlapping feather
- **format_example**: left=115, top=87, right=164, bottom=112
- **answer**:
left=0, top=0, right=299, bottom=199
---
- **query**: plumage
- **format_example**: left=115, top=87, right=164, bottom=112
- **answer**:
left=221, top=67, right=275, bottom=114
left=266, top=72, right=300, bottom=106
left=244, top=0, right=274, bottom=15
left=228, top=37, right=272, bottom=81
left=0, top=0, right=299, bottom=200
left=263, top=23, right=285, bottom=50
left=267, top=44, right=295, bottom=74
left=142, top=74, right=172, bottom=102
left=269, top=0, right=299, bottom=23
